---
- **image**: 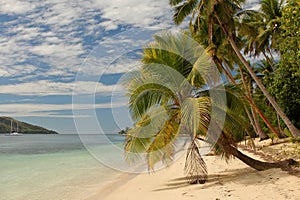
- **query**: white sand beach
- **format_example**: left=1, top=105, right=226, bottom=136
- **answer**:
left=88, top=147, right=300, bottom=200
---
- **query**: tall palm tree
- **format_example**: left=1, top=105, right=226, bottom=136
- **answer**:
left=236, top=66, right=269, bottom=139
left=124, top=31, right=296, bottom=183
left=174, top=3, right=279, bottom=139
left=255, top=60, right=286, bottom=135
left=238, top=0, right=284, bottom=69
left=258, top=0, right=283, bottom=51
left=168, top=0, right=300, bottom=138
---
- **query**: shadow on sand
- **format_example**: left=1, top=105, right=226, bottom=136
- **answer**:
left=153, top=167, right=288, bottom=192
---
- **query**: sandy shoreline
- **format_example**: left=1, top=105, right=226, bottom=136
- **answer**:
left=87, top=147, right=300, bottom=200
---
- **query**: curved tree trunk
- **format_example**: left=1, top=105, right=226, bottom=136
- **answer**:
left=208, top=120, right=297, bottom=171
left=224, top=142, right=296, bottom=170
left=213, top=11, right=300, bottom=138
left=217, top=133, right=296, bottom=171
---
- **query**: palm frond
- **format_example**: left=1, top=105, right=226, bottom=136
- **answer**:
left=124, top=107, right=174, bottom=163
left=184, top=140, right=207, bottom=184
left=142, top=31, right=211, bottom=89
left=135, top=106, right=171, bottom=137
left=181, top=97, right=211, bottom=138
left=169, top=0, right=184, bottom=6
left=142, top=63, right=191, bottom=96
left=173, top=0, right=199, bottom=25
left=146, top=119, right=179, bottom=170
left=124, top=129, right=152, bottom=163
left=127, top=74, right=176, bottom=121
left=187, top=51, right=213, bottom=87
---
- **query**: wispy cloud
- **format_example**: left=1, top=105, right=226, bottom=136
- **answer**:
left=0, top=80, right=123, bottom=96
left=0, top=102, right=127, bottom=118
left=0, top=0, right=173, bottom=82
left=0, top=1, right=36, bottom=15
left=0, top=1, right=175, bottom=126
left=0, top=64, right=37, bottom=77
left=92, top=0, right=172, bottom=28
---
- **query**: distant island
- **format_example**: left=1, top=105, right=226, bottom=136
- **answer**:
left=118, top=127, right=130, bottom=135
left=0, top=116, right=58, bottom=134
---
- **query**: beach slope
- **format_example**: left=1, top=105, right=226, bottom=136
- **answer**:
left=90, top=150, right=300, bottom=200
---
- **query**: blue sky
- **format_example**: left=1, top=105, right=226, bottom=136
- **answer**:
left=0, top=0, right=175, bottom=134
left=0, top=0, right=260, bottom=134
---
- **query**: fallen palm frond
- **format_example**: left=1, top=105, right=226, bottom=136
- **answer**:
left=184, top=139, right=208, bottom=184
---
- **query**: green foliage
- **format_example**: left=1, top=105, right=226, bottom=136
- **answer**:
left=284, top=128, right=300, bottom=143
left=222, top=85, right=253, bottom=141
left=181, top=97, right=211, bottom=137
left=0, top=116, right=58, bottom=134
left=124, top=33, right=213, bottom=168
left=172, top=0, right=199, bottom=25
left=291, top=137, right=300, bottom=143
left=238, top=0, right=300, bottom=134
left=252, top=81, right=275, bottom=130
left=124, top=31, right=253, bottom=171
left=276, top=0, right=300, bottom=52
left=266, top=0, right=300, bottom=128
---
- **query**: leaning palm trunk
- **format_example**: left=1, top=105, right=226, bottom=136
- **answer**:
left=246, top=95, right=281, bottom=137
left=213, top=11, right=300, bottom=138
left=251, top=106, right=269, bottom=140
left=215, top=55, right=279, bottom=138
left=184, top=120, right=297, bottom=186
left=209, top=120, right=297, bottom=171
left=217, top=133, right=296, bottom=170
left=239, top=66, right=269, bottom=139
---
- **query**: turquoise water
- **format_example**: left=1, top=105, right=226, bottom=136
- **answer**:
left=0, top=134, right=126, bottom=200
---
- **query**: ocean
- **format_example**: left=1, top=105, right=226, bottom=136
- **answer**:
left=0, top=134, right=128, bottom=200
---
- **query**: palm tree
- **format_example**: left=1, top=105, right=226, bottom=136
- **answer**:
left=238, top=0, right=284, bottom=69
left=168, top=0, right=300, bottom=138
left=258, top=0, right=283, bottom=51
left=174, top=4, right=278, bottom=140
left=255, top=60, right=286, bottom=135
left=123, top=31, right=296, bottom=183
left=236, top=66, right=269, bottom=139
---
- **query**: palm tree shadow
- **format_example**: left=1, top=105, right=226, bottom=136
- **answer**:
left=153, top=167, right=282, bottom=192
left=152, top=177, right=190, bottom=191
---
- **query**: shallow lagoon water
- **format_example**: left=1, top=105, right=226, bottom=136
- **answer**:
left=0, top=134, right=125, bottom=200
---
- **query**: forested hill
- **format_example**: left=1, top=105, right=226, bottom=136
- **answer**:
left=0, top=117, right=58, bottom=134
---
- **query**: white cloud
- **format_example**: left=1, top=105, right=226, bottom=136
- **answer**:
left=0, top=1, right=35, bottom=15
left=30, top=43, right=84, bottom=58
left=92, top=0, right=172, bottom=28
left=0, top=65, right=37, bottom=77
left=0, top=102, right=127, bottom=118
left=0, top=0, right=174, bottom=120
left=99, top=21, right=119, bottom=31
left=0, top=80, right=123, bottom=96
left=0, top=0, right=173, bottom=81
left=79, top=52, right=142, bottom=76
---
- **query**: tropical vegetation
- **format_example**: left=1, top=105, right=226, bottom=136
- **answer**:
left=169, top=0, right=300, bottom=138
left=0, top=116, right=58, bottom=134
left=122, top=0, right=299, bottom=184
